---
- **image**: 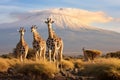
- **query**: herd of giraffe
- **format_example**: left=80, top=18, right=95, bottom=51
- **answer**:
left=15, top=17, right=100, bottom=65
left=15, top=18, right=63, bottom=64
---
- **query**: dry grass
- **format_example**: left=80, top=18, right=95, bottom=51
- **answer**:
left=73, top=59, right=84, bottom=69
left=0, top=58, right=20, bottom=72
left=14, top=61, right=59, bottom=78
left=0, top=56, right=120, bottom=80
left=0, top=57, right=58, bottom=79
left=82, top=58, right=120, bottom=80
left=61, top=59, right=74, bottom=70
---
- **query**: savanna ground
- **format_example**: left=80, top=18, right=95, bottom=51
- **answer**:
left=0, top=52, right=120, bottom=80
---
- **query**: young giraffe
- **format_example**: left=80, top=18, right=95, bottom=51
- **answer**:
left=45, top=18, right=63, bottom=63
left=31, top=25, right=46, bottom=61
left=16, top=27, right=29, bottom=62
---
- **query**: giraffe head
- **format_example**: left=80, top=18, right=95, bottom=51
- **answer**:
left=82, top=47, right=85, bottom=51
left=45, top=18, right=54, bottom=27
left=31, top=25, right=38, bottom=33
left=18, top=27, right=26, bottom=36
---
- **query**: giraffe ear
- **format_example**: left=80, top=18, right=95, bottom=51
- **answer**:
left=32, top=25, right=34, bottom=27
left=45, top=21, right=47, bottom=23
left=33, top=25, right=37, bottom=29
left=47, top=18, right=49, bottom=21
left=52, top=21, right=54, bottom=23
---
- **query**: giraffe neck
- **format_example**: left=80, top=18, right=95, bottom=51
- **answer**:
left=33, top=31, right=41, bottom=40
left=53, top=31, right=58, bottom=38
left=20, top=34, right=25, bottom=43
left=48, top=25, right=54, bottom=38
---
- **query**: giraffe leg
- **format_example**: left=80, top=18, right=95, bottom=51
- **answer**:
left=53, top=43, right=58, bottom=62
left=43, top=47, right=46, bottom=61
left=53, top=49, right=57, bottom=62
left=48, top=49, right=52, bottom=62
left=39, top=49, right=42, bottom=60
left=58, top=41, right=63, bottom=62
left=58, top=44, right=63, bottom=70
left=59, top=46, right=63, bottom=62
left=35, top=51, right=39, bottom=61
left=20, top=55, right=23, bottom=62
left=24, top=50, right=28, bottom=62
left=86, top=53, right=91, bottom=62
left=55, top=50, right=59, bottom=69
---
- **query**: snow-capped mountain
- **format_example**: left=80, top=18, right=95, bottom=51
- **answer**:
left=0, top=8, right=112, bottom=30
left=0, top=8, right=120, bottom=55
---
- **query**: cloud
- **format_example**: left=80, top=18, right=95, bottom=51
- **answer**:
left=27, top=8, right=113, bottom=25
left=1, top=8, right=114, bottom=27
left=70, top=9, right=113, bottom=24
left=0, top=5, right=21, bottom=23
left=113, top=18, right=120, bottom=22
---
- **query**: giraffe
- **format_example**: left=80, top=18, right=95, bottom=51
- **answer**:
left=82, top=47, right=90, bottom=61
left=31, top=25, right=46, bottom=61
left=45, top=18, right=63, bottom=63
left=82, top=47, right=102, bottom=62
left=16, top=27, right=29, bottom=62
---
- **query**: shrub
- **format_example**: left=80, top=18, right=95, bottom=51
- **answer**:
left=61, top=60, right=74, bottom=70
left=106, top=51, right=120, bottom=58
left=14, top=61, right=58, bottom=80
left=27, top=48, right=35, bottom=59
left=73, top=59, right=84, bottom=69
left=0, top=58, right=19, bottom=72
left=84, top=49, right=102, bottom=61
left=12, top=48, right=35, bottom=59
left=81, top=58, right=120, bottom=80
left=0, top=53, right=15, bottom=59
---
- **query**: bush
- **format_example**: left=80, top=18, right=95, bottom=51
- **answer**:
left=12, top=48, right=35, bottom=59
left=0, top=58, right=19, bottom=72
left=81, top=58, right=120, bottom=80
left=73, top=59, right=84, bottom=69
left=61, top=60, right=74, bottom=70
left=0, top=53, right=15, bottom=59
left=27, top=48, right=35, bottom=59
left=14, top=61, right=58, bottom=80
left=84, top=49, right=102, bottom=61
left=106, top=51, right=120, bottom=58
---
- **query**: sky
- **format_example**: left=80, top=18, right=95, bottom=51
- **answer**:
left=0, top=0, right=120, bottom=32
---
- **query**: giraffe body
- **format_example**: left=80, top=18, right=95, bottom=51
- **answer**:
left=31, top=25, right=46, bottom=61
left=16, top=27, right=29, bottom=62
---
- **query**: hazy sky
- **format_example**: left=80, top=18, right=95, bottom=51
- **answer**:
left=0, top=0, right=120, bottom=32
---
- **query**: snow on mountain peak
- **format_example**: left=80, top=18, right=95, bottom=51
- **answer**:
left=1, top=8, right=112, bottom=30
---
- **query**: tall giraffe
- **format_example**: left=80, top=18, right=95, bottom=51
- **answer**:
left=16, top=27, right=29, bottom=62
left=45, top=18, right=63, bottom=63
left=31, top=25, right=46, bottom=61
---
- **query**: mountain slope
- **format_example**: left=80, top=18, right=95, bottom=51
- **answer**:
left=0, top=8, right=119, bottom=55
